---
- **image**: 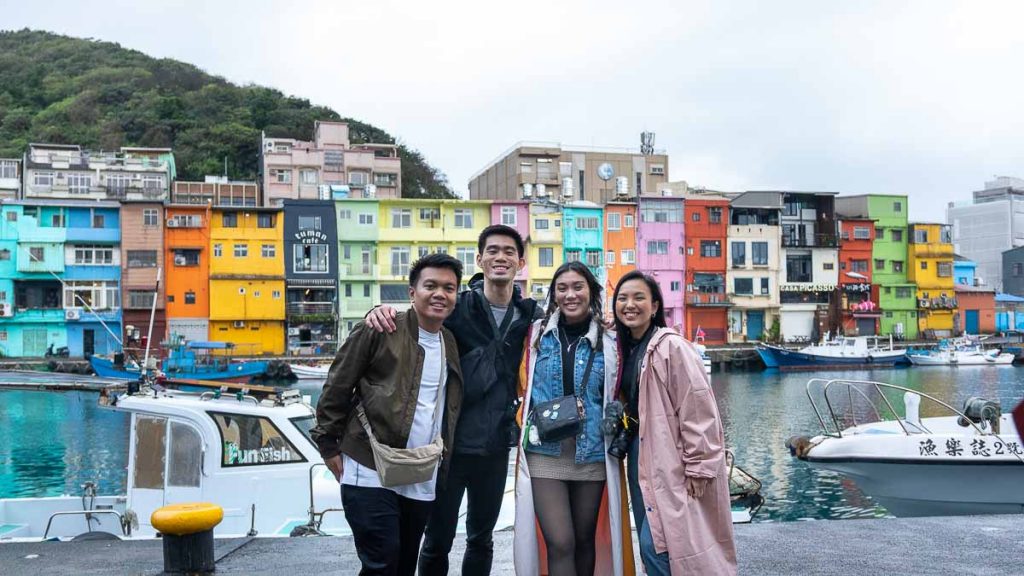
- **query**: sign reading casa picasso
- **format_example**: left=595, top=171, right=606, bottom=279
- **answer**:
left=780, top=284, right=837, bottom=293
left=294, top=229, right=328, bottom=244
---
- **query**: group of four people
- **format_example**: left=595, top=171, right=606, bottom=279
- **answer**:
left=310, top=225, right=737, bottom=576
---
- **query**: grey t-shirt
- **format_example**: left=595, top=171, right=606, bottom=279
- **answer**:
left=489, top=301, right=520, bottom=333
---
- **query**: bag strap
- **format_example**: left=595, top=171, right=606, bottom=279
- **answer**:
left=565, top=342, right=597, bottom=398
left=475, top=287, right=516, bottom=342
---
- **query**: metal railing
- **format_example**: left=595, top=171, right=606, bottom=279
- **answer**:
left=686, top=291, right=732, bottom=306
left=782, top=233, right=838, bottom=248
left=286, top=302, right=335, bottom=316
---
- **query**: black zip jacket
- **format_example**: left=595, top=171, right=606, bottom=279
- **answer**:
left=445, top=273, right=539, bottom=455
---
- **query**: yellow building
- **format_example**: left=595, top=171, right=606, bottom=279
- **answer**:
left=527, top=202, right=564, bottom=303
left=907, top=223, right=955, bottom=336
left=208, top=207, right=286, bottom=354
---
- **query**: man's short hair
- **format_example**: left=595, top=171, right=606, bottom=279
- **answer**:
left=409, top=253, right=463, bottom=287
left=477, top=224, right=525, bottom=258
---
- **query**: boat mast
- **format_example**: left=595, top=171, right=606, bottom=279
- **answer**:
left=142, top=267, right=161, bottom=374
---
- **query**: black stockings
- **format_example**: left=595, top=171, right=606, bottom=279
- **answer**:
left=531, top=478, right=606, bottom=576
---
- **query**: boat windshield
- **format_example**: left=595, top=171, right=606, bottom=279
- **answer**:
left=290, top=415, right=317, bottom=447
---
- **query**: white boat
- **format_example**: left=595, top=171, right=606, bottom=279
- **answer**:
left=758, top=335, right=908, bottom=369
left=789, top=378, right=1024, bottom=517
left=694, top=343, right=713, bottom=376
left=907, top=336, right=1014, bottom=366
left=288, top=363, right=331, bottom=379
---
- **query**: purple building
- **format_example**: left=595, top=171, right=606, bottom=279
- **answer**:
left=637, top=196, right=686, bottom=329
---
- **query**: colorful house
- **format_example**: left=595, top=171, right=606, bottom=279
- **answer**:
left=836, top=194, right=918, bottom=339
left=837, top=218, right=878, bottom=335
left=62, top=202, right=123, bottom=356
left=120, top=201, right=165, bottom=351
left=726, top=193, right=782, bottom=343
left=336, top=199, right=380, bottom=339
left=562, top=202, right=605, bottom=290
left=527, top=202, right=563, bottom=302
left=637, top=196, right=685, bottom=329
left=778, top=192, right=839, bottom=342
left=907, top=222, right=956, bottom=337
left=603, top=201, right=638, bottom=307
left=283, top=200, right=338, bottom=355
left=954, top=285, right=995, bottom=335
left=208, top=207, right=286, bottom=354
left=491, top=200, right=532, bottom=293
left=440, top=199, right=491, bottom=281
left=683, top=194, right=730, bottom=344
left=376, top=199, right=444, bottom=311
left=164, top=201, right=211, bottom=345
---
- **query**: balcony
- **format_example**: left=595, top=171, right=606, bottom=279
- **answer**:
left=782, top=233, right=838, bottom=248
left=65, top=227, right=119, bottom=244
left=338, top=263, right=378, bottom=279
left=686, top=291, right=733, bottom=307
left=286, top=302, right=336, bottom=316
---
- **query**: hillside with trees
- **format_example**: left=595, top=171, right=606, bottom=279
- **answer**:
left=0, top=29, right=455, bottom=198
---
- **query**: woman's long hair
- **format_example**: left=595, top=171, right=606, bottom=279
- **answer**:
left=612, top=270, right=667, bottom=349
left=534, top=261, right=604, bottom=349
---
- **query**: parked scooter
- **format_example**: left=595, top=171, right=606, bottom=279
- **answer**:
left=45, top=343, right=70, bottom=358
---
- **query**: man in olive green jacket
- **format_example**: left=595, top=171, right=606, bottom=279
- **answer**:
left=311, top=253, right=464, bottom=576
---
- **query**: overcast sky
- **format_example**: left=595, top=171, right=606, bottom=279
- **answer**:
left=4, top=0, right=1024, bottom=221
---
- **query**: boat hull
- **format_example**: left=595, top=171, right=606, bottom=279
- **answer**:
left=758, top=344, right=908, bottom=369
left=88, top=355, right=269, bottom=382
left=288, top=364, right=330, bottom=379
left=907, top=352, right=1015, bottom=366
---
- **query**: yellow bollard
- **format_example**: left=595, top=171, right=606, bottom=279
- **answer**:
left=151, top=503, right=224, bottom=574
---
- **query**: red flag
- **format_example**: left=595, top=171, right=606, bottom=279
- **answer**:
left=1013, top=400, right=1024, bottom=441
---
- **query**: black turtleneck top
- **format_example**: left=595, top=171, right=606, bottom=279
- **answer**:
left=620, top=324, right=655, bottom=419
left=558, top=315, right=590, bottom=395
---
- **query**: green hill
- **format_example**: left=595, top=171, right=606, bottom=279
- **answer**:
left=0, top=29, right=455, bottom=198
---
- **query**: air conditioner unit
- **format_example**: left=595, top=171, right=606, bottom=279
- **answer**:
left=287, top=327, right=300, bottom=336
left=174, top=256, right=186, bottom=266
left=0, top=303, right=11, bottom=317
left=166, top=218, right=180, bottom=228
left=233, top=321, right=246, bottom=328
left=65, top=308, right=81, bottom=320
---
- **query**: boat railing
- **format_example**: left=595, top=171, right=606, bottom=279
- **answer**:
left=43, top=509, right=131, bottom=540
left=725, top=449, right=764, bottom=519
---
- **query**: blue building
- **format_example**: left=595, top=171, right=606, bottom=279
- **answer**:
left=62, top=201, right=122, bottom=356
left=953, top=254, right=977, bottom=287
left=562, top=201, right=605, bottom=287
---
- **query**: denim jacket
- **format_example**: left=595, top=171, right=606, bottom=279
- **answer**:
left=524, top=311, right=618, bottom=464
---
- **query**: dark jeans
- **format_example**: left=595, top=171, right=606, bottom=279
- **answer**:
left=342, top=484, right=434, bottom=576
left=418, top=451, right=509, bottom=576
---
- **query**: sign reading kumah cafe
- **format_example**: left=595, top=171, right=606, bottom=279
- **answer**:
left=294, top=230, right=328, bottom=244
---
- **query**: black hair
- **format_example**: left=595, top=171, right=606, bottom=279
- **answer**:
left=409, top=253, right=463, bottom=287
left=611, top=271, right=667, bottom=344
left=477, top=224, right=525, bottom=258
left=535, top=261, right=604, bottom=349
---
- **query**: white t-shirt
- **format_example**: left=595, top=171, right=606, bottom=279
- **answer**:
left=342, top=327, right=446, bottom=501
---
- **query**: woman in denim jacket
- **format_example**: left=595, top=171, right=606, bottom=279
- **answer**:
left=513, top=261, right=634, bottom=576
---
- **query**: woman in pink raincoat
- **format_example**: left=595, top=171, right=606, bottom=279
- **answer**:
left=611, top=271, right=736, bottom=575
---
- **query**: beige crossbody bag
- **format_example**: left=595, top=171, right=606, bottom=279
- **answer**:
left=355, top=340, right=446, bottom=488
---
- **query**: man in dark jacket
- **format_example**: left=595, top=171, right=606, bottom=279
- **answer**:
left=366, top=225, right=538, bottom=576
left=312, top=253, right=464, bottom=576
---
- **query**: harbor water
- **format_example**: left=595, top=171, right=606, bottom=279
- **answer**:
left=2, top=367, right=1023, bottom=522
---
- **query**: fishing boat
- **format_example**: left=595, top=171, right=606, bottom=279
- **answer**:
left=88, top=341, right=270, bottom=382
left=288, top=362, right=331, bottom=379
left=758, top=335, right=908, bottom=369
left=906, top=336, right=1014, bottom=366
left=788, top=378, right=1024, bottom=517
left=694, top=343, right=713, bottom=376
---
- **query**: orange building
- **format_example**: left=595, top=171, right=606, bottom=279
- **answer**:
left=683, top=195, right=730, bottom=344
left=164, top=204, right=211, bottom=344
left=954, top=285, right=996, bottom=335
left=838, top=218, right=878, bottom=335
left=603, top=201, right=638, bottom=307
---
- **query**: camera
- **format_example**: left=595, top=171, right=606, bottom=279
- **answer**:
left=603, top=401, right=638, bottom=460
left=502, top=398, right=522, bottom=448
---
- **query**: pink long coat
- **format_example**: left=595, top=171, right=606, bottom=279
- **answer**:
left=636, top=328, right=737, bottom=575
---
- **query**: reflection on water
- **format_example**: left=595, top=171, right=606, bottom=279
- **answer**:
left=2, top=367, right=1023, bottom=521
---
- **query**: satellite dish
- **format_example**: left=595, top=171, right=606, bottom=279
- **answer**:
left=597, top=163, right=614, bottom=181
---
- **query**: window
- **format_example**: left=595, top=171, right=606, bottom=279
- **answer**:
left=457, top=247, right=476, bottom=276
left=853, top=227, right=870, bottom=239
left=920, top=261, right=928, bottom=270
left=539, top=247, right=554, bottom=267
left=300, top=169, right=318, bottom=185
left=0, top=160, right=17, bottom=179
left=324, top=150, right=342, bottom=168
left=345, top=284, right=352, bottom=298
left=760, top=278, right=770, bottom=295
left=392, top=209, right=412, bottom=228
left=298, top=215, right=321, bottom=230
left=142, top=209, right=159, bottom=227
left=647, top=241, right=669, bottom=255
left=5, top=211, right=16, bottom=222
left=566, top=249, right=582, bottom=262
left=63, top=281, right=120, bottom=309
left=142, top=175, right=163, bottom=191
left=701, top=240, right=721, bottom=258
left=273, top=290, right=281, bottom=299
left=535, top=219, right=549, bottom=230
left=454, top=209, right=474, bottom=229
left=418, top=245, right=430, bottom=259
left=692, top=212, right=701, bottom=222
left=74, top=245, right=114, bottom=265
left=875, top=259, right=885, bottom=271
left=361, top=247, right=373, bottom=274
left=234, top=244, right=248, bottom=258
left=173, top=249, right=200, bottom=267
left=622, top=249, right=636, bottom=265
left=358, top=213, right=375, bottom=225
left=554, top=219, right=561, bottom=227
left=670, top=281, right=681, bottom=292
left=501, top=207, right=517, bottom=226
left=891, top=229, right=903, bottom=242
left=338, top=209, right=352, bottom=220
left=641, top=203, right=682, bottom=223
left=349, top=172, right=368, bottom=186
left=607, top=213, right=621, bottom=230
left=33, top=171, right=55, bottom=188
left=734, top=278, right=754, bottom=295
left=940, top=227, right=952, bottom=244
left=92, top=213, right=105, bottom=228
left=209, top=412, right=305, bottom=467
left=128, top=291, right=156, bottom=309
left=708, top=207, right=722, bottom=224
left=391, top=247, right=410, bottom=276
left=913, top=229, right=928, bottom=244
left=373, top=172, right=398, bottom=187
left=363, top=284, right=371, bottom=298
left=168, top=422, right=203, bottom=488
left=649, top=164, right=665, bottom=175
left=852, top=260, right=869, bottom=273
left=29, top=247, right=44, bottom=262
left=68, top=173, right=91, bottom=195
left=575, top=217, right=599, bottom=230
left=823, top=262, right=834, bottom=270
left=213, top=244, right=223, bottom=257
left=1015, top=263, right=1024, bottom=277
left=606, top=250, right=615, bottom=265
left=0, top=250, right=8, bottom=261
left=752, top=242, right=768, bottom=266
left=257, top=214, right=275, bottom=228
left=786, top=254, right=813, bottom=283
left=133, top=416, right=166, bottom=489
left=168, top=214, right=202, bottom=228
left=222, top=212, right=238, bottom=228
left=895, top=287, right=913, bottom=298
left=51, top=213, right=65, bottom=227
left=893, top=201, right=902, bottom=213
left=273, top=169, right=292, bottom=184
left=419, top=208, right=440, bottom=220
left=262, top=244, right=276, bottom=258
left=893, top=260, right=904, bottom=273
left=585, top=251, right=601, bottom=268
left=937, top=262, right=952, bottom=277
left=617, top=214, right=630, bottom=229
left=127, top=250, right=157, bottom=268
left=731, top=242, right=746, bottom=266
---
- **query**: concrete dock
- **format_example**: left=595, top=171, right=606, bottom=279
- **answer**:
left=1, top=514, right=1021, bottom=575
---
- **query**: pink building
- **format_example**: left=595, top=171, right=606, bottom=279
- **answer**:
left=637, top=196, right=686, bottom=329
left=260, top=121, right=401, bottom=205
left=490, top=200, right=531, bottom=292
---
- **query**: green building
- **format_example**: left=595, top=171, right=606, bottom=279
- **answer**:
left=836, top=194, right=918, bottom=339
left=334, top=198, right=380, bottom=340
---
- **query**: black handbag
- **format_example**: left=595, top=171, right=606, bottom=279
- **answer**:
left=531, top=344, right=597, bottom=443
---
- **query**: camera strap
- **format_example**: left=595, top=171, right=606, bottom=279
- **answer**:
left=566, top=342, right=597, bottom=398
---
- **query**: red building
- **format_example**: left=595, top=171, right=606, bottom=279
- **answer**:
left=838, top=218, right=878, bottom=335
left=683, top=195, right=731, bottom=344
